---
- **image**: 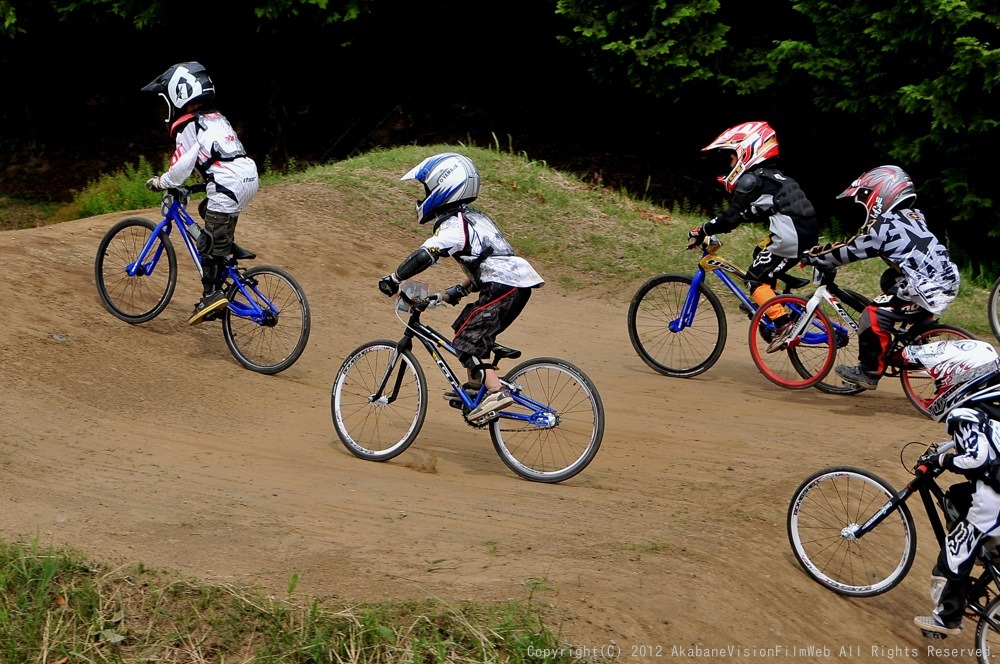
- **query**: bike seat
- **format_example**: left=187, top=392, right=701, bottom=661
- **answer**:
left=231, top=243, right=256, bottom=260
left=491, top=344, right=522, bottom=360
left=780, top=274, right=810, bottom=291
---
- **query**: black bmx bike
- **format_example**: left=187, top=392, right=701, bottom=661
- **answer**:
left=788, top=441, right=1000, bottom=661
left=330, top=284, right=604, bottom=483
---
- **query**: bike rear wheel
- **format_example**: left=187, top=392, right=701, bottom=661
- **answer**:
left=627, top=274, right=726, bottom=377
left=748, top=295, right=836, bottom=390
left=813, top=290, right=867, bottom=395
left=331, top=340, right=427, bottom=461
left=899, top=324, right=975, bottom=418
left=989, top=275, right=1000, bottom=344
left=222, top=265, right=311, bottom=374
left=975, top=594, right=1000, bottom=664
left=787, top=466, right=916, bottom=597
left=94, top=217, right=177, bottom=323
left=491, top=357, right=604, bottom=483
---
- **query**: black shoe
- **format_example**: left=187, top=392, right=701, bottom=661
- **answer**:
left=188, top=291, right=229, bottom=326
left=443, top=381, right=483, bottom=400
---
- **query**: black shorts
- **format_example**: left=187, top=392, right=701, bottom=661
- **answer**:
left=452, top=283, right=532, bottom=359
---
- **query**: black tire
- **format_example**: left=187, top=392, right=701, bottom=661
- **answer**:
left=813, top=288, right=867, bottom=395
left=331, top=340, right=427, bottom=461
left=94, top=217, right=177, bottom=323
left=221, top=265, right=311, bottom=374
left=627, top=274, right=726, bottom=377
left=787, top=466, right=916, bottom=597
left=974, top=594, right=1000, bottom=664
left=900, top=324, right=975, bottom=418
left=990, top=275, right=1000, bottom=344
left=748, top=295, right=836, bottom=390
left=490, top=357, right=604, bottom=483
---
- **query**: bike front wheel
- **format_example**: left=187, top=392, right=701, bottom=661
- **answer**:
left=94, top=217, right=177, bottom=323
left=748, top=295, right=836, bottom=390
left=974, top=594, right=1000, bottom=664
left=989, top=275, right=1000, bottom=344
left=491, top=357, right=604, bottom=483
left=787, top=466, right=916, bottom=597
left=222, top=265, right=311, bottom=374
left=813, top=289, right=867, bottom=396
left=331, top=340, right=427, bottom=461
left=627, top=274, right=727, bottom=377
left=900, top=324, right=975, bottom=417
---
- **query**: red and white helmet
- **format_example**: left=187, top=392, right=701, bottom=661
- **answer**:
left=838, top=165, right=916, bottom=228
left=903, top=340, right=1000, bottom=422
left=701, top=121, right=780, bottom=192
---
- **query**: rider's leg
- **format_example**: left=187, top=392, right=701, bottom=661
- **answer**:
left=189, top=210, right=239, bottom=325
left=451, top=284, right=532, bottom=417
left=746, top=248, right=796, bottom=322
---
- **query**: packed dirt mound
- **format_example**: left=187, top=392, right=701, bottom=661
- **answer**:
left=0, top=179, right=981, bottom=661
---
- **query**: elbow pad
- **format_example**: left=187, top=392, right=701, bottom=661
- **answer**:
left=395, top=247, right=437, bottom=281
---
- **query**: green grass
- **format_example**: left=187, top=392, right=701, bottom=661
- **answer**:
left=0, top=538, right=575, bottom=662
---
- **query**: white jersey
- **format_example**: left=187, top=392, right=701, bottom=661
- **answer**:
left=422, top=207, right=544, bottom=288
left=159, top=111, right=259, bottom=215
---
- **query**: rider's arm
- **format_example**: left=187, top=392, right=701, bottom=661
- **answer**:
left=806, top=224, right=885, bottom=269
left=703, top=173, right=758, bottom=235
left=940, top=409, right=994, bottom=476
left=156, top=124, right=201, bottom=189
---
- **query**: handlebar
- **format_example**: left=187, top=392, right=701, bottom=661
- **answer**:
left=396, top=288, right=443, bottom=313
left=161, top=183, right=207, bottom=206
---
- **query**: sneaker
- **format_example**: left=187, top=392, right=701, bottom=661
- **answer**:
left=914, top=615, right=963, bottom=637
left=835, top=364, right=880, bottom=390
left=765, top=318, right=796, bottom=353
left=467, top=388, right=514, bottom=421
left=443, top=381, right=483, bottom=400
left=188, top=291, right=229, bottom=326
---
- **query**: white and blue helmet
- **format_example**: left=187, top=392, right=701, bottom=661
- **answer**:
left=904, top=340, right=1000, bottom=422
left=401, top=153, right=480, bottom=224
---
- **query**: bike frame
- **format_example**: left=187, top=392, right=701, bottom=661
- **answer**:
left=679, top=239, right=837, bottom=345
left=846, top=442, right=1000, bottom=631
left=124, top=187, right=281, bottom=326
left=375, top=292, right=557, bottom=428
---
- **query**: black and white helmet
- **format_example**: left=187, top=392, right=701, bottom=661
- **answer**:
left=400, top=153, right=480, bottom=224
left=141, top=61, right=215, bottom=129
left=903, top=340, right=1000, bottom=422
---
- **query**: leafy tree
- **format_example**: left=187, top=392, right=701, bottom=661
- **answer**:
left=770, top=1, right=1000, bottom=248
left=556, top=0, right=1000, bottom=268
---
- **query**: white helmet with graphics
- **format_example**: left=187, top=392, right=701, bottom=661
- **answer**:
left=903, top=339, right=1000, bottom=422
left=400, top=153, right=480, bottom=224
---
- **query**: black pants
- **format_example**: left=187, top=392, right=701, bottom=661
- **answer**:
left=452, top=283, right=532, bottom=360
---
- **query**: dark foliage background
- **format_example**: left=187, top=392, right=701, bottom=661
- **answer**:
left=0, top=1, right=994, bottom=273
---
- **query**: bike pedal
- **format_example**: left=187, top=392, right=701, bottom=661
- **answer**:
left=919, top=629, right=948, bottom=640
left=448, top=399, right=465, bottom=410
left=468, top=411, right=500, bottom=425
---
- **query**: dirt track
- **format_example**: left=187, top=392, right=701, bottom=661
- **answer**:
left=0, top=180, right=988, bottom=662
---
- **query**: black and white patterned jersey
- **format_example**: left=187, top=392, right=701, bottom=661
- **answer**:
left=808, top=208, right=959, bottom=314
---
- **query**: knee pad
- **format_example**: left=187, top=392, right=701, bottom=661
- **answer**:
left=203, top=209, right=236, bottom=257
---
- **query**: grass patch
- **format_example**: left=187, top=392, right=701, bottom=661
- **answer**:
left=0, top=538, right=577, bottom=662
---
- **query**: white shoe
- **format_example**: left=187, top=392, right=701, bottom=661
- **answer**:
left=467, top=388, right=513, bottom=420
left=914, top=615, right=962, bottom=636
